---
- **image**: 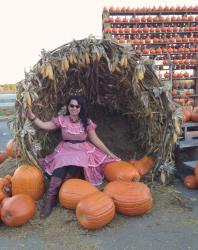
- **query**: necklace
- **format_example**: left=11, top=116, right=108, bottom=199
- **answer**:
left=69, top=116, right=80, bottom=123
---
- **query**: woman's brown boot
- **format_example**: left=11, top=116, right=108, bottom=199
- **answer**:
left=40, top=176, right=63, bottom=218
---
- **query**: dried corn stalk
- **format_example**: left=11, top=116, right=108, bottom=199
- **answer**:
left=13, top=37, right=175, bottom=182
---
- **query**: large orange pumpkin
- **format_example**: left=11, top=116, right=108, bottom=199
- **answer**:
left=0, top=177, right=12, bottom=202
left=184, top=175, right=198, bottom=189
left=129, top=156, right=154, bottom=176
left=194, top=164, right=198, bottom=183
left=6, top=139, right=19, bottom=158
left=11, top=165, right=44, bottom=200
left=104, top=161, right=140, bottom=182
left=104, top=181, right=153, bottom=216
left=76, top=191, right=115, bottom=229
left=59, top=179, right=99, bottom=209
left=1, top=194, right=36, bottom=227
left=0, top=151, right=8, bottom=164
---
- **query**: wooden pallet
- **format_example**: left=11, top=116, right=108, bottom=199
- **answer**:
left=183, top=160, right=197, bottom=170
left=177, top=122, right=198, bottom=149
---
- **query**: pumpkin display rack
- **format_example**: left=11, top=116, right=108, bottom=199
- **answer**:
left=102, top=5, right=198, bottom=106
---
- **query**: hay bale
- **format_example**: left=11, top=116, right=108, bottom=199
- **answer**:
left=12, top=38, right=176, bottom=181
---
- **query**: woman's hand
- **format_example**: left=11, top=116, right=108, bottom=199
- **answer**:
left=107, top=152, right=120, bottom=160
left=25, top=108, right=57, bottom=130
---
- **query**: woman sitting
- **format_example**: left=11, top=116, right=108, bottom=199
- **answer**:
left=27, top=95, right=120, bottom=218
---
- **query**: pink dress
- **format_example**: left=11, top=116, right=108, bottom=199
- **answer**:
left=39, top=115, right=120, bottom=185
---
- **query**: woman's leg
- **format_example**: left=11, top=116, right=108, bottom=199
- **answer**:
left=40, top=167, right=67, bottom=218
left=40, top=166, right=84, bottom=218
left=68, top=165, right=84, bottom=179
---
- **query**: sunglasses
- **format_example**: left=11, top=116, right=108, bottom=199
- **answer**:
left=69, top=104, right=81, bottom=109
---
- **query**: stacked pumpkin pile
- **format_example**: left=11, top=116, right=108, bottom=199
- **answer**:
left=59, top=157, right=153, bottom=229
left=0, top=164, right=44, bottom=227
left=181, top=106, right=198, bottom=123
left=102, top=5, right=198, bottom=109
left=0, top=139, right=43, bottom=227
left=1, top=155, right=153, bottom=230
left=184, top=163, right=198, bottom=189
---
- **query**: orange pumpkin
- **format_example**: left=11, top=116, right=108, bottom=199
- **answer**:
left=195, top=164, right=198, bottom=183
left=104, top=161, right=140, bottom=182
left=184, top=175, right=198, bottom=189
left=166, top=17, right=171, bottom=22
left=171, top=16, right=177, bottom=22
left=191, top=113, right=198, bottom=122
left=164, top=6, right=169, bottom=11
left=161, top=27, right=167, bottom=32
left=121, top=7, right=126, bottom=12
left=11, top=165, right=44, bottom=200
left=59, top=179, right=98, bottom=209
left=104, top=26, right=112, bottom=33
left=169, top=37, right=175, bottom=43
left=147, top=16, right=153, bottom=22
left=1, top=197, right=10, bottom=206
left=176, top=37, right=182, bottom=43
left=124, top=26, right=130, bottom=33
left=122, top=16, right=128, bottom=22
left=145, top=37, right=151, bottom=43
left=153, top=37, right=159, bottom=43
left=163, top=60, right=168, bottom=65
left=115, top=7, right=121, bottom=13
left=164, top=72, right=170, bottom=78
left=153, top=16, right=159, bottom=22
left=112, top=27, right=118, bottom=34
left=129, top=156, right=154, bottom=176
left=0, top=151, right=8, bottom=164
left=4, top=174, right=12, bottom=183
left=173, top=26, right=178, bottom=32
left=103, top=17, right=109, bottom=23
left=182, top=111, right=191, bottom=123
left=6, top=139, right=19, bottom=158
left=109, top=6, right=115, bottom=12
left=115, top=16, right=121, bottom=22
left=76, top=191, right=115, bottom=229
left=104, top=181, right=153, bottom=216
left=156, top=47, right=162, bottom=54
left=143, top=48, right=150, bottom=54
left=129, top=17, right=135, bottom=22
left=0, top=177, right=12, bottom=202
left=156, top=27, right=161, bottom=33
left=141, top=16, right=146, bottom=22
left=1, top=194, right=36, bottom=227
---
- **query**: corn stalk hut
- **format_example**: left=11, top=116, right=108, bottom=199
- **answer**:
left=13, top=37, right=178, bottom=181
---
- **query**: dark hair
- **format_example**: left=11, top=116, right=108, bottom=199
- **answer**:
left=66, top=95, right=89, bottom=131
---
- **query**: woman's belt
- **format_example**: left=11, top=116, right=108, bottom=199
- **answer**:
left=64, top=140, right=85, bottom=144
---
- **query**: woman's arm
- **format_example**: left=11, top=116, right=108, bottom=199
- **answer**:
left=27, top=108, right=57, bottom=130
left=88, top=130, right=119, bottom=158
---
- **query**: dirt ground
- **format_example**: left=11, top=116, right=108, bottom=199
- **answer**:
left=0, top=158, right=198, bottom=250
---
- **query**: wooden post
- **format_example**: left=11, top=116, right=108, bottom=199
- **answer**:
left=195, top=53, right=198, bottom=106
left=102, top=11, right=110, bottom=39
